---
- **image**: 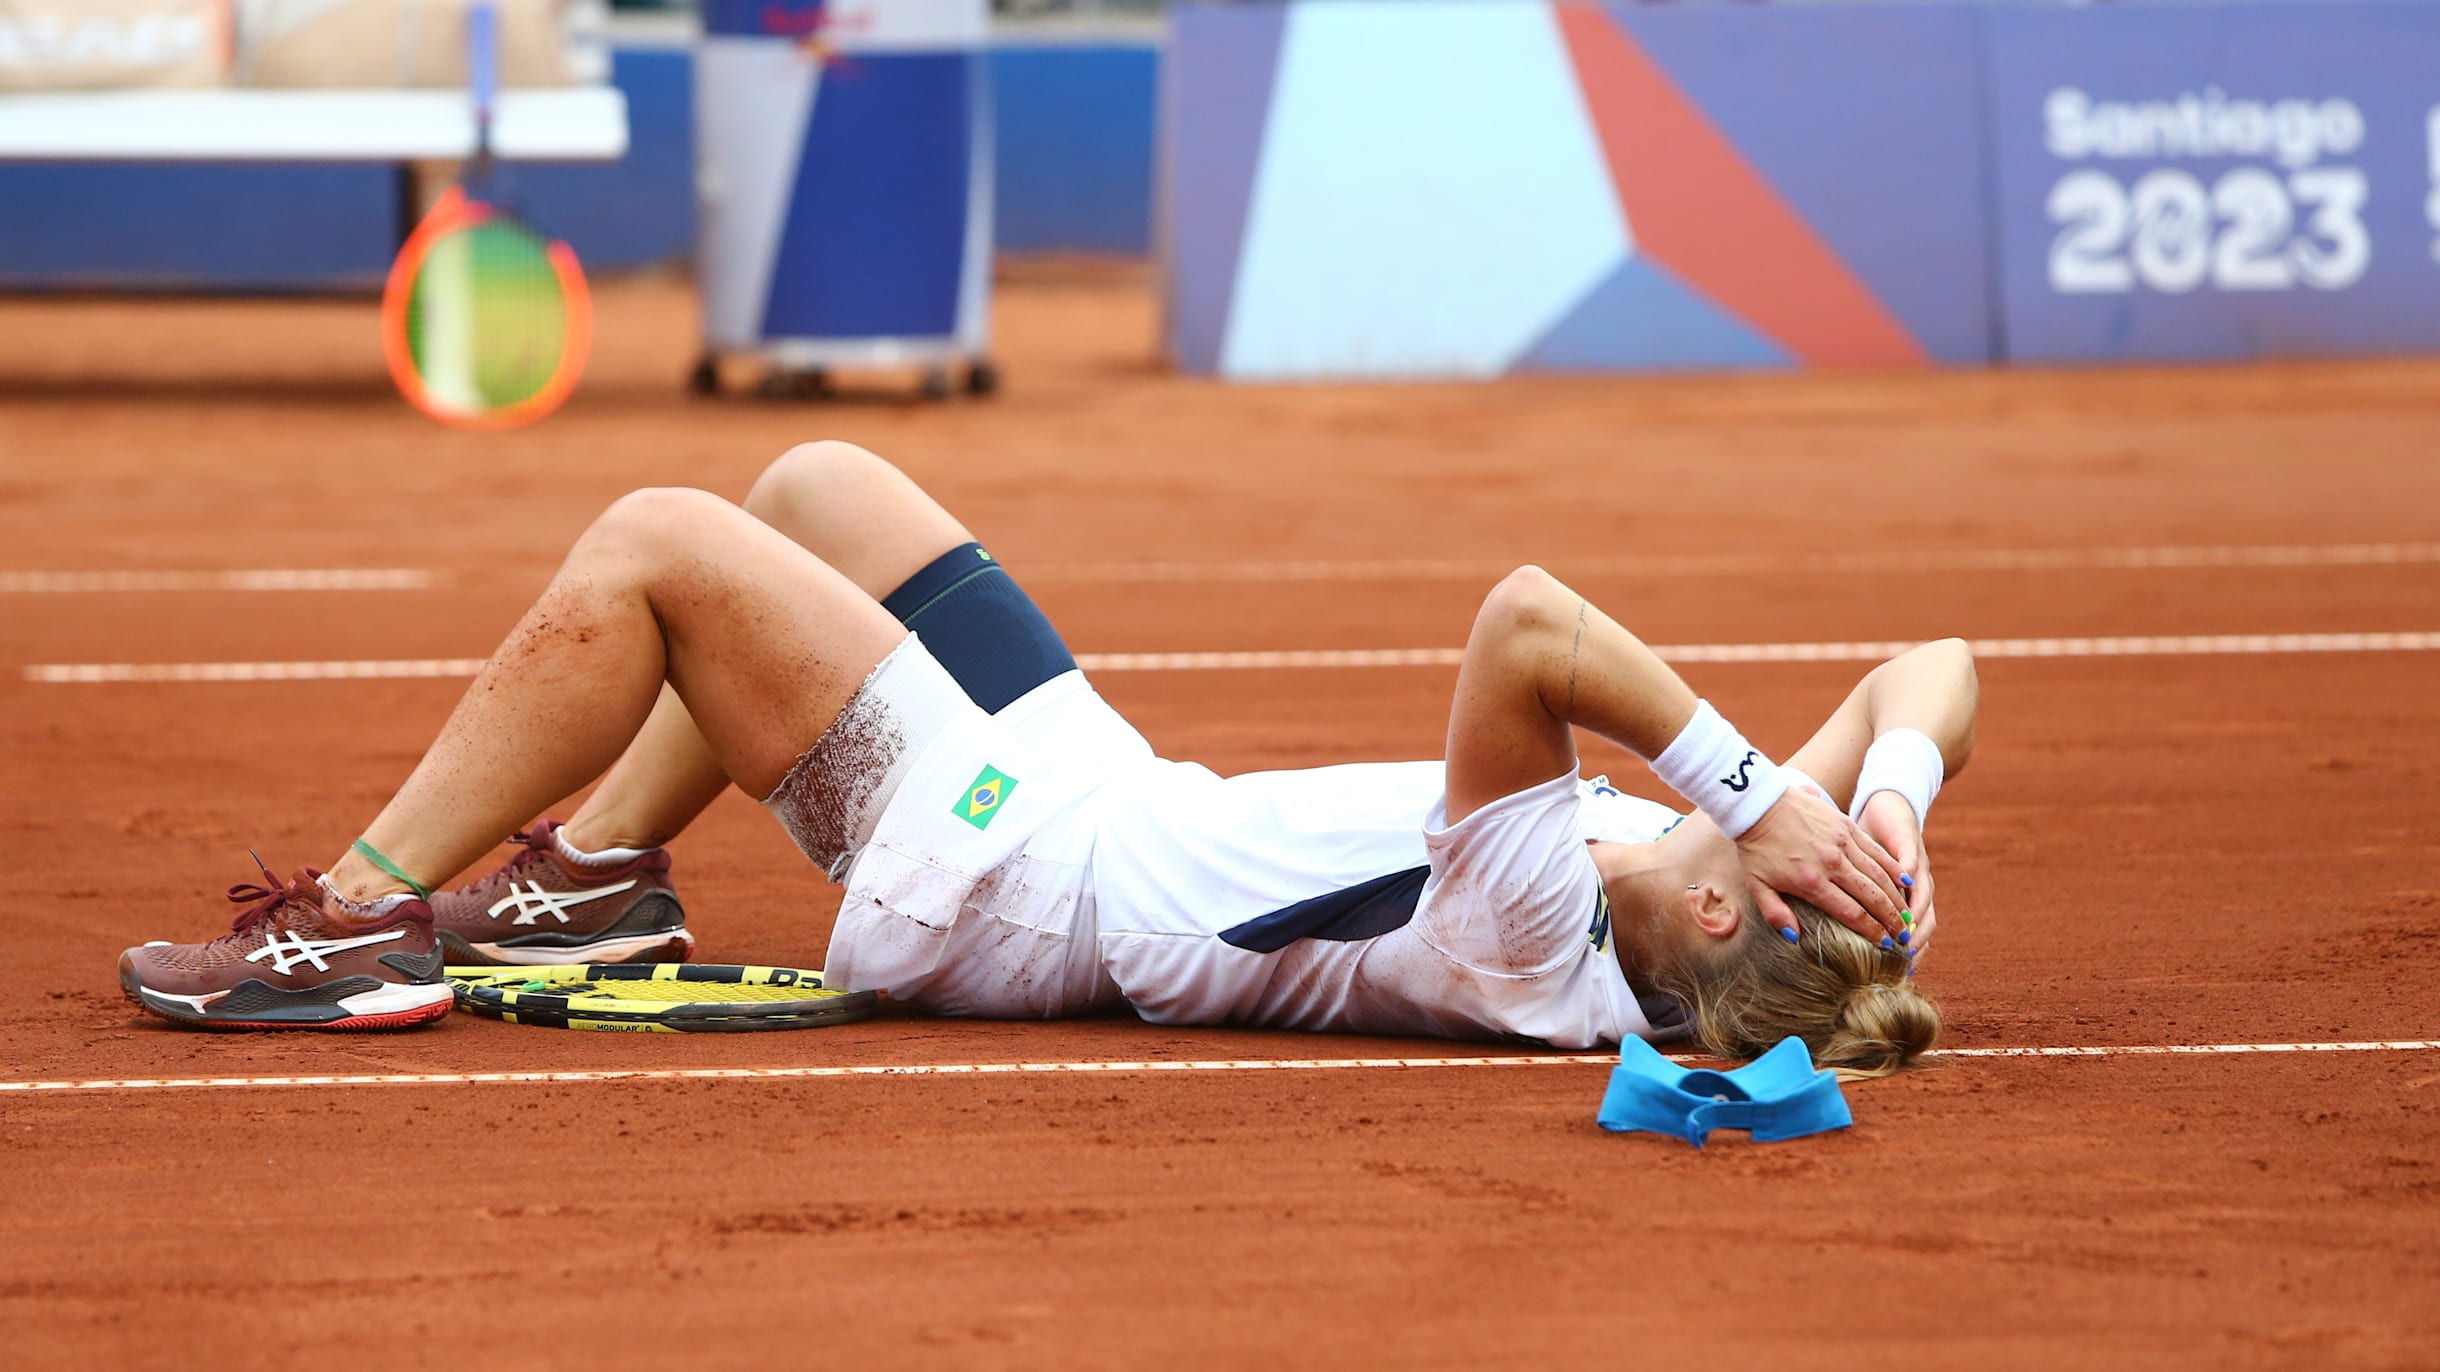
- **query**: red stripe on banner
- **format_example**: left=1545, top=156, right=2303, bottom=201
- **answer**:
left=1552, top=5, right=1923, bottom=367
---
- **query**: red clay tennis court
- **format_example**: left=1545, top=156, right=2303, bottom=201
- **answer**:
left=4, top=269, right=2437, bottom=1368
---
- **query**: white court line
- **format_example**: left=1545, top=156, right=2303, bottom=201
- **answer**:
left=21, top=631, right=2440, bottom=683
left=27, top=658, right=495, bottom=683
left=0, top=569, right=435, bottom=593
left=1027, top=542, right=2440, bottom=584
left=3, top=1039, right=2433, bottom=1095
left=2, top=545, right=2433, bottom=596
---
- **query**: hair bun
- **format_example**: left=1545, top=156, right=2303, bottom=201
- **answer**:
left=1831, top=977, right=1940, bottom=1076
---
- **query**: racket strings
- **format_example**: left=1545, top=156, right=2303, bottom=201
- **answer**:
left=443, top=964, right=874, bottom=1030
left=536, top=979, right=828, bottom=1005
left=402, top=217, right=570, bottom=416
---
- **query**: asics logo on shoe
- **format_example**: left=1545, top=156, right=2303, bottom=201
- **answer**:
left=487, top=879, right=638, bottom=927
left=245, top=928, right=410, bottom=977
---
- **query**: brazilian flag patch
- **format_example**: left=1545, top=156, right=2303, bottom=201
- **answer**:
left=954, top=765, right=1018, bottom=831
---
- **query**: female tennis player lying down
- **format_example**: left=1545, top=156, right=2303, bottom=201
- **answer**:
left=123, top=442, right=1975, bottom=1075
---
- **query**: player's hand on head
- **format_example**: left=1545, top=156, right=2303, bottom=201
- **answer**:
left=1734, top=788, right=1907, bottom=943
left=1858, top=789, right=1935, bottom=959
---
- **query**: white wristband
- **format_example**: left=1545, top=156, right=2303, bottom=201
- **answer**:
left=1650, top=700, right=1787, bottom=839
left=1848, top=728, right=1944, bottom=829
left=1779, top=765, right=1829, bottom=804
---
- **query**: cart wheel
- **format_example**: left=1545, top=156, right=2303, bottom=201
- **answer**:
left=688, top=355, right=721, bottom=396
left=965, top=360, right=1000, bottom=397
left=919, top=368, right=954, bottom=401
left=758, top=367, right=831, bottom=400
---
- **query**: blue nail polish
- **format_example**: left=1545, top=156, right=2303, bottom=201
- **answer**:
left=1879, top=935, right=1894, bottom=950
left=1897, top=929, right=1911, bottom=946
left=1899, top=874, right=1914, bottom=888
left=1782, top=927, right=1800, bottom=944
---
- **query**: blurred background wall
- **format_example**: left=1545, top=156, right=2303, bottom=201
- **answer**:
left=0, top=1, right=1157, bottom=289
left=9, top=0, right=2439, bottom=373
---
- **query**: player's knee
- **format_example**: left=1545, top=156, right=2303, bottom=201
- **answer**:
left=583, top=486, right=739, bottom=566
left=744, top=440, right=891, bottom=523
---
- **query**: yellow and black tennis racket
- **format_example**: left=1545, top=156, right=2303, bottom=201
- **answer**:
left=446, top=963, right=876, bottom=1033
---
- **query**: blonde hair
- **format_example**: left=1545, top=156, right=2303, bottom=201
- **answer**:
left=1651, top=899, right=1939, bottom=1079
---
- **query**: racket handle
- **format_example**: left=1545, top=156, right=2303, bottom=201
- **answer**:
left=467, top=1, right=500, bottom=128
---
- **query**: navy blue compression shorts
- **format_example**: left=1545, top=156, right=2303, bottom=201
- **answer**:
left=878, top=542, right=1077, bottom=714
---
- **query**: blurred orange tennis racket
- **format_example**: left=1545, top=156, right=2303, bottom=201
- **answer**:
left=381, top=1, right=591, bottom=430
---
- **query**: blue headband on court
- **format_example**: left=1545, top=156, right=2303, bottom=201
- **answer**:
left=1596, top=1035, right=1852, bottom=1148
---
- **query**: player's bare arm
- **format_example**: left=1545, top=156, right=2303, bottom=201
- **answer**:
left=1784, top=638, right=1981, bottom=953
left=1442, top=565, right=1909, bottom=939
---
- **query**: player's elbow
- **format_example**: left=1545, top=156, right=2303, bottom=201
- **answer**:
left=1476, top=565, right=1569, bottom=640
left=1927, top=637, right=1979, bottom=775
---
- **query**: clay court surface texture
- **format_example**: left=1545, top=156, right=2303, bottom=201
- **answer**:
left=3, top=267, right=2436, bottom=1370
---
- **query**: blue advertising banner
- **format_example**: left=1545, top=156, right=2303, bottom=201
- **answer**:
left=1987, top=0, right=2440, bottom=363
left=1165, top=0, right=1990, bottom=380
left=1608, top=4, right=1989, bottom=368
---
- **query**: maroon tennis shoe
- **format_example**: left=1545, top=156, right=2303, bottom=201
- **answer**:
left=119, top=861, right=452, bottom=1030
left=430, top=820, right=693, bottom=966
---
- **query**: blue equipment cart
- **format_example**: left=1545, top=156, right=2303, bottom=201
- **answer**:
left=693, top=0, right=994, bottom=398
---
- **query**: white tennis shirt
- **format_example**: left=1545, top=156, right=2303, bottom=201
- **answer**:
left=825, top=670, right=1683, bottom=1050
